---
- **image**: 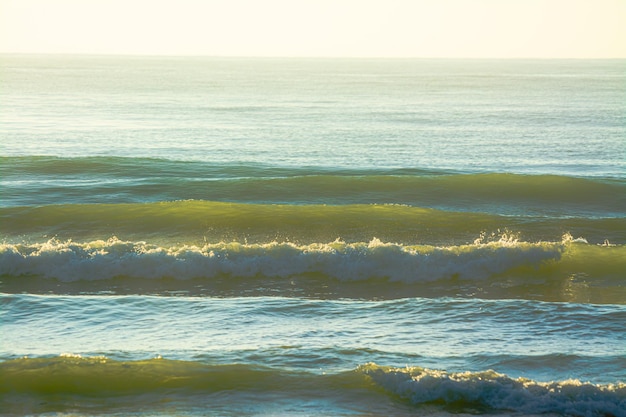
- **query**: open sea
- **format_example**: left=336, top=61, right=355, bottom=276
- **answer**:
left=1, top=55, right=625, bottom=416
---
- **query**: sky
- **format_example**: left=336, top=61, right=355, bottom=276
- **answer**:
left=1, top=0, right=624, bottom=58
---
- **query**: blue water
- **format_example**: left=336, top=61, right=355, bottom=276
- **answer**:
left=1, top=55, right=625, bottom=417
left=2, top=57, right=624, bottom=176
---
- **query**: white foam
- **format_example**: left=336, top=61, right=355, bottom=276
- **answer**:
left=361, top=364, right=626, bottom=417
left=0, top=237, right=563, bottom=282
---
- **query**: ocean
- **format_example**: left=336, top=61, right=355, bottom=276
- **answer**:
left=0, top=55, right=625, bottom=416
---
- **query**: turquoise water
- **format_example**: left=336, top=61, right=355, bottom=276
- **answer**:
left=1, top=56, right=625, bottom=416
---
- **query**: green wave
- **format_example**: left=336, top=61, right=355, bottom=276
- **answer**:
left=1, top=201, right=623, bottom=245
left=2, top=156, right=624, bottom=217
left=2, top=236, right=624, bottom=303
left=2, top=356, right=624, bottom=416
left=0, top=356, right=323, bottom=395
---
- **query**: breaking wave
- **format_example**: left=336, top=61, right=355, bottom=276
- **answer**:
left=1, top=356, right=624, bottom=417
left=361, top=363, right=626, bottom=417
left=0, top=237, right=567, bottom=282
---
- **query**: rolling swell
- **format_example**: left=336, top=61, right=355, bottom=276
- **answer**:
left=1, top=356, right=624, bottom=417
left=1, top=201, right=624, bottom=245
left=1, top=156, right=624, bottom=218
left=2, top=155, right=623, bottom=302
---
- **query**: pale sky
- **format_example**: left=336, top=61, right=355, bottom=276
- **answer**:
left=1, top=0, right=624, bottom=58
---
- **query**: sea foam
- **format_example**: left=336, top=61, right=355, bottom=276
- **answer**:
left=361, top=364, right=626, bottom=417
left=0, top=237, right=563, bottom=282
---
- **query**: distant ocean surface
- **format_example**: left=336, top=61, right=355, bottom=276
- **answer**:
left=1, top=55, right=625, bottom=416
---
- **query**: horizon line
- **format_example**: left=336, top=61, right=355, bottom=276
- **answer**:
left=2, top=52, right=625, bottom=60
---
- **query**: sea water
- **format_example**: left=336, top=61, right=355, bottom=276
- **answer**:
left=1, top=55, right=625, bottom=416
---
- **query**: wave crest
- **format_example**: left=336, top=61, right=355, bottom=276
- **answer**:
left=2, top=356, right=623, bottom=417
left=0, top=237, right=564, bottom=282
left=360, top=364, right=626, bottom=417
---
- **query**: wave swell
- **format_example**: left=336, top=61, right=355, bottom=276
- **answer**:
left=2, top=156, right=624, bottom=218
left=1, top=356, right=624, bottom=417
left=2, top=201, right=624, bottom=246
